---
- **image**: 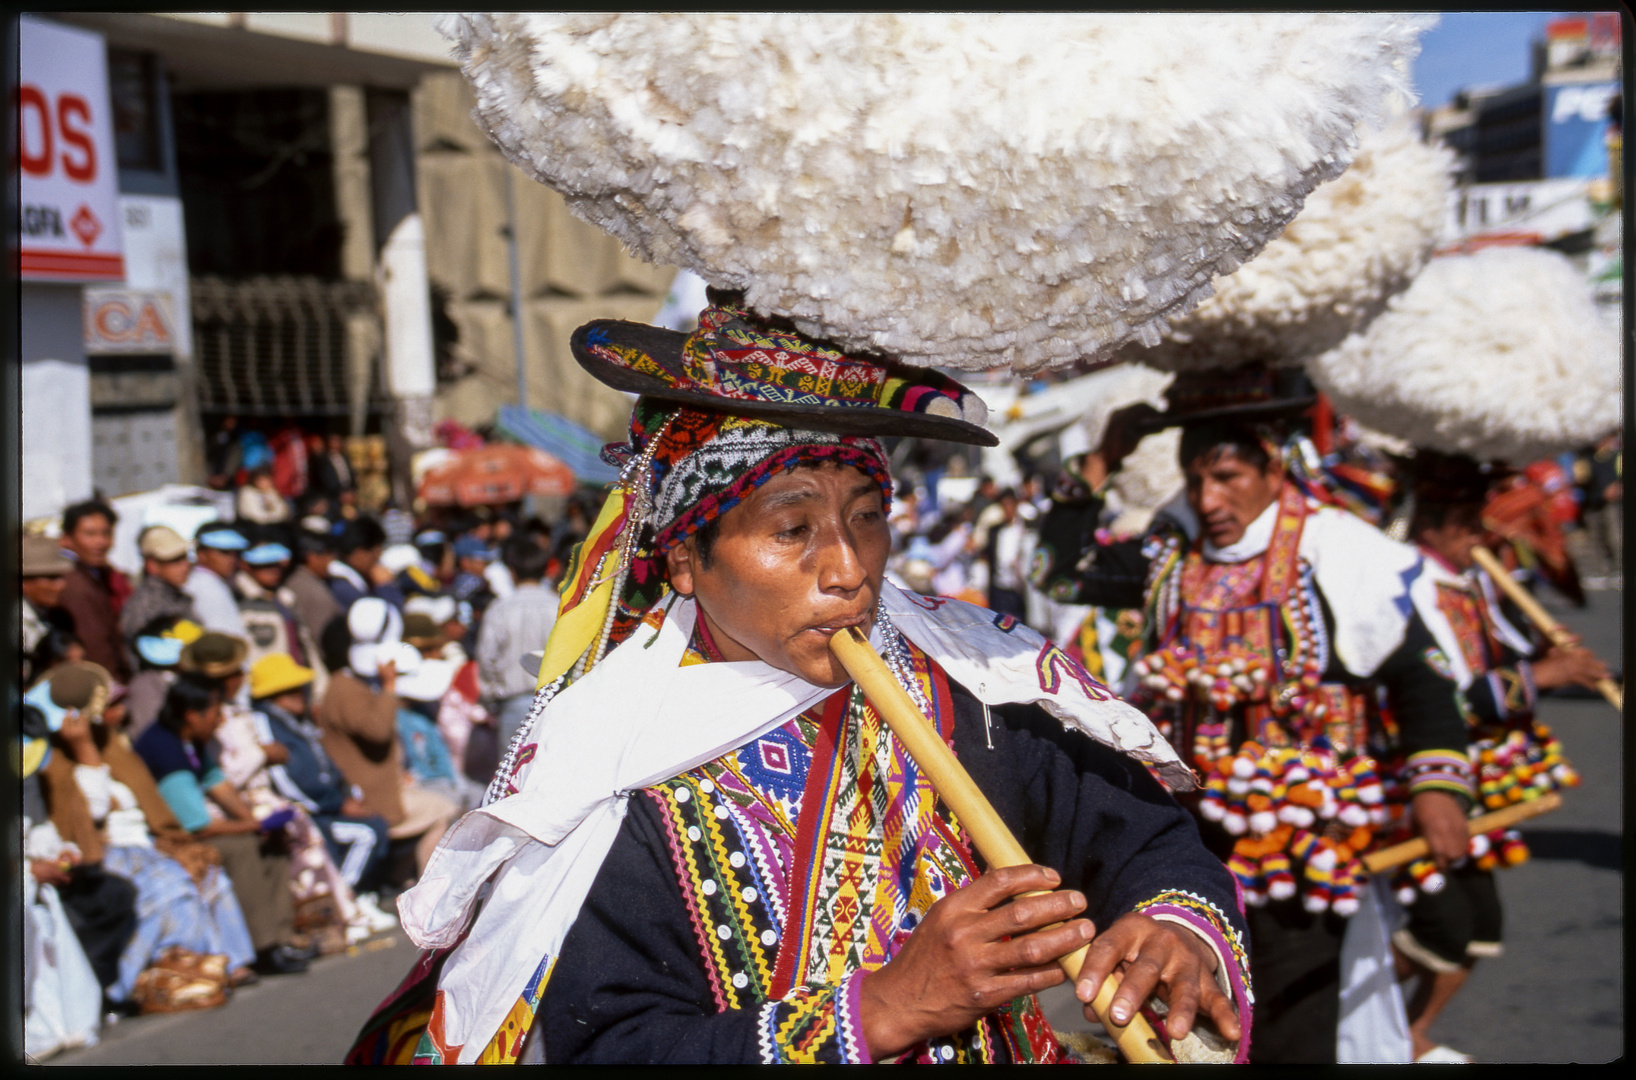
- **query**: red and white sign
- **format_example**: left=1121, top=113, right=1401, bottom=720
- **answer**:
left=84, top=288, right=175, bottom=354
left=18, top=17, right=125, bottom=282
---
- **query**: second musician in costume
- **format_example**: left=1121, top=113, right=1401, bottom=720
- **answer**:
left=1031, top=366, right=1474, bottom=1064
left=1394, top=452, right=1598, bottom=1062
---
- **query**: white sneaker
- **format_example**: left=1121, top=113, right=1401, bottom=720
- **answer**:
left=1416, top=1045, right=1472, bottom=1063
left=346, top=923, right=371, bottom=945
left=354, top=892, right=398, bottom=932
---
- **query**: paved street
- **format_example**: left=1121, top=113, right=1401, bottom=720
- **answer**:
left=47, top=587, right=1622, bottom=1065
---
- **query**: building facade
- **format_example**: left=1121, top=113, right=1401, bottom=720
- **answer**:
left=22, top=12, right=675, bottom=520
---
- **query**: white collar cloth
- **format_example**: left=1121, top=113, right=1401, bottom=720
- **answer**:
left=396, top=582, right=1181, bottom=1062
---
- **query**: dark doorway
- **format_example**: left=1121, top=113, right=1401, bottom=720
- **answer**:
left=171, top=87, right=344, bottom=278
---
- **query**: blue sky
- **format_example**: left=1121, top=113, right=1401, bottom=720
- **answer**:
left=1411, top=11, right=1563, bottom=109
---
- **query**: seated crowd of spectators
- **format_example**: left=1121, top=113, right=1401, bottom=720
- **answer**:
left=20, top=491, right=572, bottom=1058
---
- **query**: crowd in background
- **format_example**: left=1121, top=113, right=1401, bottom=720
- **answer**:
left=17, top=418, right=1621, bottom=1058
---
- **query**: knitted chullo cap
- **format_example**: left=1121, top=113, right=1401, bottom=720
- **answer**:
left=624, top=401, right=894, bottom=559
left=178, top=632, right=249, bottom=678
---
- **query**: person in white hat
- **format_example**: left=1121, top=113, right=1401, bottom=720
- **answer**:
left=317, top=598, right=460, bottom=884
left=120, top=526, right=200, bottom=655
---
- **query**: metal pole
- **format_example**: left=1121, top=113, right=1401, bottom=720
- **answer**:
left=504, top=164, right=529, bottom=411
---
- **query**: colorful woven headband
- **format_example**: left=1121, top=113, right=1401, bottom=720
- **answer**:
left=531, top=399, right=895, bottom=700
left=571, top=297, right=997, bottom=446
left=609, top=401, right=892, bottom=555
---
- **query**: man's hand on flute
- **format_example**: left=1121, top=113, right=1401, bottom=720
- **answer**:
left=1074, top=909, right=1241, bottom=1044
left=1531, top=643, right=1612, bottom=692
left=857, top=864, right=1238, bottom=1060
left=1411, top=789, right=1471, bottom=869
left=858, top=865, right=1091, bottom=1059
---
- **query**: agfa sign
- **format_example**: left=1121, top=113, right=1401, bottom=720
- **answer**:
left=18, top=17, right=125, bottom=282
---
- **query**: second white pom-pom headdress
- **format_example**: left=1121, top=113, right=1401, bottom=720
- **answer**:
left=1306, top=245, right=1622, bottom=463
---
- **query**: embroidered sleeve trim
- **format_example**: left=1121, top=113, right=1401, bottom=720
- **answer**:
left=1487, top=663, right=1536, bottom=719
left=837, top=969, right=871, bottom=1064
left=1131, top=890, right=1253, bottom=1064
left=1402, top=749, right=1476, bottom=799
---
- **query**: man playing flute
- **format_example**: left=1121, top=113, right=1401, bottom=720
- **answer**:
left=352, top=299, right=1251, bottom=1063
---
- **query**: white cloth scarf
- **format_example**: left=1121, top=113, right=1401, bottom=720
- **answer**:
left=1161, top=488, right=1427, bottom=678
left=397, top=581, right=1183, bottom=1062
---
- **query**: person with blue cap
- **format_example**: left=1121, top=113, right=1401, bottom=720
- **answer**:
left=448, top=535, right=499, bottom=639
left=184, top=521, right=250, bottom=641
left=123, top=616, right=203, bottom=741
left=236, top=541, right=317, bottom=679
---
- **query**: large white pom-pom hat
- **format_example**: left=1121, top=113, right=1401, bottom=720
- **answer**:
left=1125, top=116, right=1455, bottom=372
left=441, top=13, right=1433, bottom=373
left=1306, top=246, right=1623, bottom=463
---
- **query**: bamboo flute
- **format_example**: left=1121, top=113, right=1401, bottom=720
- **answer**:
left=1360, top=791, right=1563, bottom=874
left=1470, top=546, right=1622, bottom=711
left=830, top=627, right=1173, bottom=1063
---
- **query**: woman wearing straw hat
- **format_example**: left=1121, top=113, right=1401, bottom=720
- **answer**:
left=33, top=662, right=263, bottom=1000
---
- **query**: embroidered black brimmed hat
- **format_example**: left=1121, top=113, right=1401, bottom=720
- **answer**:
left=571, top=294, right=997, bottom=447
left=1132, top=363, right=1317, bottom=434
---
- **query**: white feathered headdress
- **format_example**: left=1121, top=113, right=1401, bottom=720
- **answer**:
left=441, top=13, right=1433, bottom=372
left=1126, top=117, right=1454, bottom=371
left=1306, top=246, right=1623, bottom=463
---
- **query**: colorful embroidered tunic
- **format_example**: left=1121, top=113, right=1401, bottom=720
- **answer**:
left=1414, top=553, right=1578, bottom=868
left=1032, top=478, right=1471, bottom=1064
left=534, top=629, right=1252, bottom=1063
left=1035, top=482, right=1473, bottom=821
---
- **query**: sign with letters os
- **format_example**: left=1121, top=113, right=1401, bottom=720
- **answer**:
left=18, top=17, right=125, bottom=282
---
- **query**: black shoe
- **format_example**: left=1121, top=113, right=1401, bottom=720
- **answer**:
left=253, top=945, right=311, bottom=976
left=285, top=935, right=322, bottom=962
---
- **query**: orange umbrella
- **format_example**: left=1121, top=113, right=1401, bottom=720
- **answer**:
left=417, top=443, right=577, bottom=506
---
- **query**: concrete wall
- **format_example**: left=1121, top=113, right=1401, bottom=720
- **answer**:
left=412, top=71, right=675, bottom=441
left=21, top=284, right=95, bottom=522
